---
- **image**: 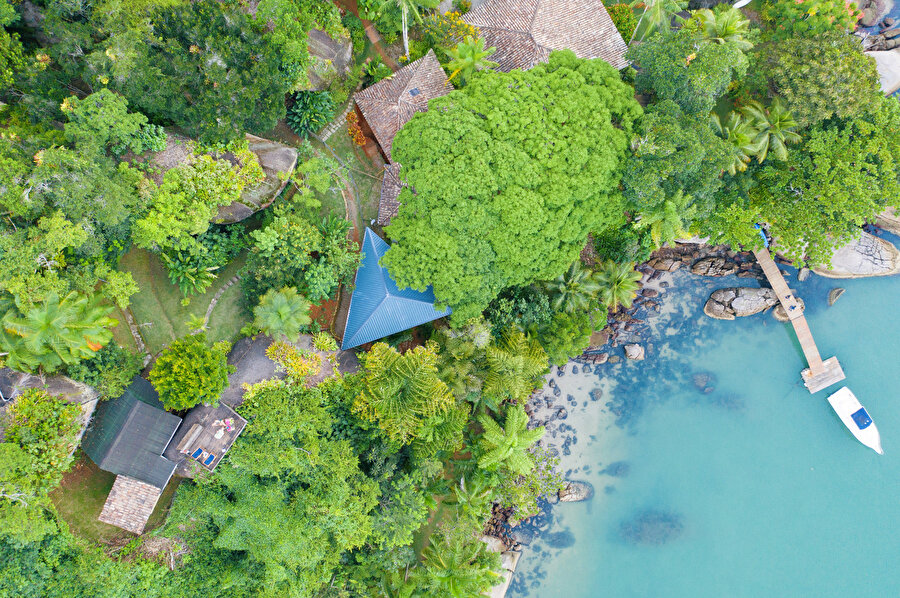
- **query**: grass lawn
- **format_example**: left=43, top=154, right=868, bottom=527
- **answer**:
left=314, top=121, right=385, bottom=226
left=51, top=452, right=182, bottom=544
left=50, top=453, right=123, bottom=544
left=110, top=306, right=139, bottom=353
left=118, top=248, right=250, bottom=355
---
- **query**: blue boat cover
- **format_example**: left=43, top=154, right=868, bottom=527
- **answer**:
left=851, top=407, right=873, bottom=430
left=341, top=228, right=451, bottom=350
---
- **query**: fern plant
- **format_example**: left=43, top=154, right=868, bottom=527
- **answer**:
left=483, top=327, right=548, bottom=404
left=477, top=405, right=545, bottom=475
left=286, top=91, right=335, bottom=138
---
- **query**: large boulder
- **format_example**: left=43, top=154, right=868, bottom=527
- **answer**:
left=703, top=287, right=778, bottom=320
left=214, top=134, right=299, bottom=223
left=859, top=0, right=895, bottom=26
left=559, top=480, right=595, bottom=502
left=876, top=206, right=900, bottom=236
left=624, top=344, right=645, bottom=361
left=690, top=256, right=737, bottom=277
left=303, top=29, right=353, bottom=91
left=865, top=50, right=900, bottom=93
left=647, top=256, right=681, bottom=272
left=812, top=232, right=900, bottom=278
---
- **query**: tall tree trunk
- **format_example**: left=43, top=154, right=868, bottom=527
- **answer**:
left=402, top=4, right=409, bottom=58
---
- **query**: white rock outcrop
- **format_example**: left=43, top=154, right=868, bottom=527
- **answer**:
left=812, top=232, right=900, bottom=279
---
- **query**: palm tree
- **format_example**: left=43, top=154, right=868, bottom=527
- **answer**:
left=710, top=111, right=760, bottom=175
left=695, top=6, right=753, bottom=50
left=419, top=532, right=502, bottom=598
left=444, top=474, right=494, bottom=522
left=446, top=36, right=498, bottom=86
left=739, top=99, right=801, bottom=163
left=477, top=405, right=545, bottom=475
left=630, top=0, right=688, bottom=42
left=540, top=261, right=601, bottom=314
left=354, top=342, right=454, bottom=446
left=378, top=0, right=439, bottom=58
left=2, top=291, right=116, bottom=373
left=595, top=260, right=642, bottom=312
left=252, top=287, right=311, bottom=342
left=483, top=327, right=548, bottom=404
left=634, top=191, right=697, bottom=249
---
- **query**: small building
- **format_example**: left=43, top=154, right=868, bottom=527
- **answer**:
left=353, top=49, right=453, bottom=163
left=463, top=0, right=629, bottom=72
left=81, top=376, right=182, bottom=534
left=341, top=228, right=451, bottom=350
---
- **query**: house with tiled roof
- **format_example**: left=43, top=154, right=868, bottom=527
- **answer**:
left=463, top=0, right=628, bottom=72
left=355, top=50, right=453, bottom=227
left=354, top=50, right=453, bottom=163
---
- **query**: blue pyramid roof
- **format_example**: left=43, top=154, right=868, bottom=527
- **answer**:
left=341, top=228, right=451, bottom=350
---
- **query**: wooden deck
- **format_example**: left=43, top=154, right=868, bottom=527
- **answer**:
left=754, top=249, right=845, bottom=393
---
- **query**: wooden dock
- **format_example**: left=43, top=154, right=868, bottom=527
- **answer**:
left=754, top=249, right=845, bottom=393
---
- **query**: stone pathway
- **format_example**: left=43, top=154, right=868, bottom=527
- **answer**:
left=203, top=275, right=241, bottom=328
left=121, top=307, right=151, bottom=366
left=320, top=101, right=356, bottom=141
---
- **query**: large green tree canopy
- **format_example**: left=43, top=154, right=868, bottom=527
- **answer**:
left=707, top=97, right=900, bottom=265
left=382, top=50, right=642, bottom=322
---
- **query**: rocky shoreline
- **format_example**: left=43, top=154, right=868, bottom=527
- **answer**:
left=484, top=231, right=900, bottom=596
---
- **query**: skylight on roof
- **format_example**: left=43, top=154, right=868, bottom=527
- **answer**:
left=409, top=88, right=421, bottom=97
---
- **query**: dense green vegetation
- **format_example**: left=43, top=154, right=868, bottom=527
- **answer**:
left=1, top=0, right=898, bottom=595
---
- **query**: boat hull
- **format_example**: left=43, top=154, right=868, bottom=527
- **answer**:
left=827, top=387, right=884, bottom=455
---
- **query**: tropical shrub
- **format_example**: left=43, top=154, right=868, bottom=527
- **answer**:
left=286, top=91, right=335, bottom=138
left=149, top=333, right=234, bottom=411
left=483, top=327, right=548, bottom=404
left=747, top=32, right=881, bottom=128
left=761, top=0, right=861, bottom=39
left=65, top=344, right=143, bottom=399
left=476, top=404, right=545, bottom=475
left=266, top=341, right=321, bottom=381
left=485, top=286, right=553, bottom=337
left=607, top=4, right=638, bottom=41
left=627, top=25, right=751, bottom=115
left=3, top=389, right=81, bottom=487
left=422, top=11, right=477, bottom=50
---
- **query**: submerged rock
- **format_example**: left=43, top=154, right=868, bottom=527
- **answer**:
left=828, top=288, right=846, bottom=306
left=602, top=461, right=630, bottom=478
left=812, top=232, right=900, bottom=279
left=545, top=530, right=576, bottom=549
left=624, top=344, right=645, bottom=361
left=798, top=267, right=811, bottom=282
left=773, top=298, right=805, bottom=322
left=703, top=287, right=778, bottom=320
left=558, top=481, right=594, bottom=503
left=619, top=509, right=684, bottom=545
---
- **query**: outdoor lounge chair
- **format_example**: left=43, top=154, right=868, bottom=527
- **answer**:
left=191, top=448, right=203, bottom=460
left=203, top=453, right=216, bottom=467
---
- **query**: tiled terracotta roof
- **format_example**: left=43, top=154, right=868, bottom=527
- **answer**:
left=378, top=164, right=404, bottom=226
left=354, top=50, right=453, bottom=162
left=463, top=0, right=628, bottom=72
left=98, top=475, right=163, bottom=535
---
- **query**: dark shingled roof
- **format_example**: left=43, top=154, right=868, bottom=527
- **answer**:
left=463, top=0, right=628, bottom=72
left=354, top=50, right=453, bottom=162
left=81, top=377, right=181, bottom=489
left=378, top=164, right=404, bottom=226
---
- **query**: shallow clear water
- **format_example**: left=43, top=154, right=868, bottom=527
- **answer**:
left=511, top=253, right=900, bottom=598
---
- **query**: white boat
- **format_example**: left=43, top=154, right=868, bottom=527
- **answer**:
left=827, top=387, right=884, bottom=455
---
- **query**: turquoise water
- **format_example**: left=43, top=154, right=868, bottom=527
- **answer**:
left=511, top=256, right=900, bottom=598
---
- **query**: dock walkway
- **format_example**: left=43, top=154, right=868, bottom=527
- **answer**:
left=753, top=248, right=845, bottom=393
